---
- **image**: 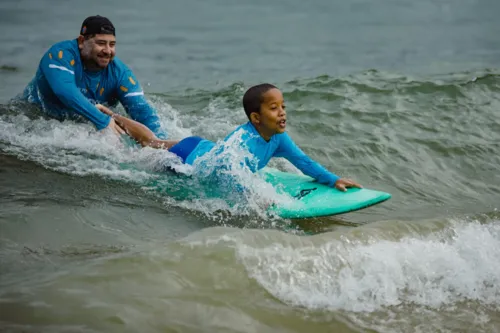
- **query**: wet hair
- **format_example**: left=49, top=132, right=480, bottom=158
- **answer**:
left=242, top=83, right=278, bottom=120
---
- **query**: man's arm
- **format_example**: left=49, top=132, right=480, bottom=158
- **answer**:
left=40, top=47, right=111, bottom=130
left=116, top=69, right=167, bottom=139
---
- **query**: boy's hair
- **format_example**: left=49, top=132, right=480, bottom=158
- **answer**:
left=242, top=83, right=277, bottom=120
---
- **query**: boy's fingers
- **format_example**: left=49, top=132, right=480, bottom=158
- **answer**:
left=352, top=181, right=363, bottom=188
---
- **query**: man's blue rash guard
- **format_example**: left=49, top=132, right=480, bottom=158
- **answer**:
left=22, top=39, right=166, bottom=139
left=183, top=122, right=340, bottom=187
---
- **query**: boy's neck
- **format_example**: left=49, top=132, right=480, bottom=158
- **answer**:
left=250, top=121, right=272, bottom=142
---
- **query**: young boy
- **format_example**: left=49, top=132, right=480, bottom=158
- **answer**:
left=98, top=83, right=362, bottom=192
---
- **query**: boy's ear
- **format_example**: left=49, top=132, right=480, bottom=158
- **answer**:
left=250, top=112, right=260, bottom=124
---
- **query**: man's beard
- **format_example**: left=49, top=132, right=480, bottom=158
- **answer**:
left=81, top=46, right=111, bottom=70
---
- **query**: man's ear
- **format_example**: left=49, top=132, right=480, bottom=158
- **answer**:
left=77, top=35, right=85, bottom=50
left=250, top=112, right=260, bottom=124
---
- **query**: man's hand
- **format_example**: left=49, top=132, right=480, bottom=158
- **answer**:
left=334, top=178, right=363, bottom=192
left=96, top=104, right=125, bottom=135
left=96, top=104, right=114, bottom=116
left=105, top=117, right=126, bottom=135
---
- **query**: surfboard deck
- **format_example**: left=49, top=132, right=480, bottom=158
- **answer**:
left=150, top=167, right=391, bottom=219
left=261, top=168, right=391, bottom=219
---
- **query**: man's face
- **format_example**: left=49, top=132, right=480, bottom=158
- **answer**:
left=78, top=34, right=116, bottom=70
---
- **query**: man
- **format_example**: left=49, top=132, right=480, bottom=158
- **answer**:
left=22, top=15, right=166, bottom=138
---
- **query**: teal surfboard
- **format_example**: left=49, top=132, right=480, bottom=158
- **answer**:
left=262, top=168, right=391, bottom=219
left=149, top=167, right=391, bottom=219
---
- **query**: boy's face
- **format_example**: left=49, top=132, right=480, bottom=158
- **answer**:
left=252, top=88, right=287, bottom=140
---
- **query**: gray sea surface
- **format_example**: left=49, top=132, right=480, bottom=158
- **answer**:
left=1, top=0, right=500, bottom=332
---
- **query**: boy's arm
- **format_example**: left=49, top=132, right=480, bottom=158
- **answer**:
left=40, top=47, right=111, bottom=130
left=96, top=104, right=177, bottom=148
left=116, top=70, right=167, bottom=139
left=275, top=133, right=362, bottom=190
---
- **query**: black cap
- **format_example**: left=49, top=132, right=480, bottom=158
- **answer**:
left=80, top=15, right=115, bottom=36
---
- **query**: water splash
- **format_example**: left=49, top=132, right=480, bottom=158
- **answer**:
left=236, top=219, right=500, bottom=313
left=0, top=101, right=294, bottom=222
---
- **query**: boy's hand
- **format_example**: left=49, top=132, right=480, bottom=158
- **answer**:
left=334, top=178, right=363, bottom=192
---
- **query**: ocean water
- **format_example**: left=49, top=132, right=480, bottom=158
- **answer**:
left=1, top=0, right=500, bottom=332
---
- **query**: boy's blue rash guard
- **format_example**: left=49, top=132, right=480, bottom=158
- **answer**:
left=184, top=122, right=340, bottom=187
left=22, top=39, right=166, bottom=139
